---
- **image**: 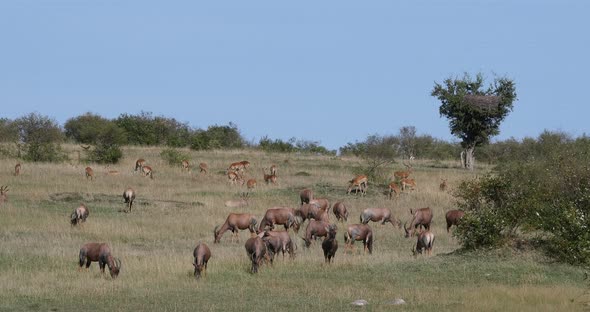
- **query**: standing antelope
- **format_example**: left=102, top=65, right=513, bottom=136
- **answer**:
left=244, top=232, right=269, bottom=274
left=193, top=242, right=211, bottom=279
left=344, top=224, right=373, bottom=254
left=269, top=164, right=277, bottom=176
left=347, top=175, right=368, bottom=196
left=261, top=230, right=295, bottom=260
left=70, top=203, right=89, bottom=226
left=440, top=179, right=448, bottom=191
left=263, top=169, right=277, bottom=184
left=388, top=182, right=401, bottom=199
left=332, top=201, right=349, bottom=222
left=135, top=159, right=146, bottom=172
left=214, top=213, right=258, bottom=243
left=181, top=159, right=190, bottom=172
left=394, top=162, right=413, bottom=180
left=228, top=170, right=244, bottom=185
left=0, top=186, right=8, bottom=204
left=322, top=224, right=338, bottom=263
left=445, top=209, right=465, bottom=232
left=246, top=179, right=257, bottom=192
left=78, top=243, right=121, bottom=278
left=199, top=162, right=208, bottom=174
left=123, top=187, right=136, bottom=212
left=404, top=207, right=433, bottom=238
left=413, top=230, right=435, bottom=256
left=301, top=220, right=331, bottom=247
left=258, top=207, right=301, bottom=233
left=401, top=178, right=416, bottom=191
left=85, top=167, right=94, bottom=181
left=142, top=165, right=154, bottom=179
left=14, top=163, right=21, bottom=176
left=300, top=188, right=313, bottom=205
left=360, top=208, right=401, bottom=228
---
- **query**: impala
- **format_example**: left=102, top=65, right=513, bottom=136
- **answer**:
left=263, top=169, right=277, bottom=184
left=85, top=167, right=94, bottom=181
left=347, top=175, right=368, bottom=196
left=393, top=162, right=413, bottom=180
left=388, top=182, right=401, bottom=199
left=0, top=186, right=8, bottom=204
left=227, top=170, right=244, bottom=185
left=401, top=178, right=416, bottom=191
left=439, top=179, right=448, bottom=192
left=134, top=159, right=146, bottom=172
left=78, top=243, right=121, bottom=278
left=269, top=164, right=277, bottom=176
left=193, top=242, right=211, bottom=279
left=141, top=166, right=153, bottom=179
left=70, top=203, right=89, bottom=226
left=404, top=207, right=433, bottom=238
left=246, top=179, right=257, bottom=191
left=123, top=187, right=136, bottom=212
left=181, top=159, right=190, bottom=172
left=14, top=163, right=21, bottom=176
left=199, top=162, right=208, bottom=174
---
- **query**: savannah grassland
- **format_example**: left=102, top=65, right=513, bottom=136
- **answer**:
left=0, top=145, right=588, bottom=312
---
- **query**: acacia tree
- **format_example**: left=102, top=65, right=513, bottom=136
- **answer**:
left=431, top=73, right=517, bottom=169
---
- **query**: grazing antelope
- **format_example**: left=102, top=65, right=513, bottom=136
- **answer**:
left=70, top=203, right=89, bottom=226
left=262, top=230, right=295, bottom=260
left=85, top=167, right=94, bottom=181
left=244, top=232, right=269, bottom=274
left=134, top=159, right=146, bottom=172
left=123, top=187, right=136, bottom=212
left=440, top=179, right=448, bottom=191
left=181, top=159, right=190, bottom=172
left=322, top=224, right=338, bottom=263
left=246, top=179, right=257, bottom=192
left=258, top=207, right=301, bottom=233
left=214, top=213, right=258, bottom=243
left=445, top=209, right=465, bottom=232
left=193, top=242, right=211, bottom=280
left=404, top=207, right=433, bottom=238
left=263, top=169, right=277, bottom=184
left=141, top=165, right=154, bottom=179
left=300, top=188, right=313, bottom=205
left=301, top=220, right=330, bottom=247
left=394, top=162, right=413, bottom=180
left=0, top=186, right=8, bottom=204
left=412, top=230, right=435, bottom=256
left=14, top=163, right=21, bottom=176
left=347, top=175, right=368, bottom=196
left=228, top=160, right=249, bottom=173
left=308, top=202, right=330, bottom=222
left=388, top=182, right=401, bottom=199
left=332, top=201, right=349, bottom=222
left=78, top=243, right=121, bottom=278
left=360, top=208, right=401, bottom=228
left=269, top=164, right=277, bottom=176
left=310, top=198, right=330, bottom=212
left=227, top=170, right=244, bottom=185
left=224, top=193, right=249, bottom=208
left=401, top=178, right=416, bottom=191
left=199, top=162, right=208, bottom=174
left=344, top=224, right=373, bottom=254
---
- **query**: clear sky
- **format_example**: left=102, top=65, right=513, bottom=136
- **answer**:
left=1, top=0, right=588, bottom=150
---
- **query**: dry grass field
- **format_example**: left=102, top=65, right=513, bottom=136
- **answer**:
left=0, top=145, right=588, bottom=311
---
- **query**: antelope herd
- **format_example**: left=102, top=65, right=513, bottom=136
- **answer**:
left=3, top=156, right=464, bottom=280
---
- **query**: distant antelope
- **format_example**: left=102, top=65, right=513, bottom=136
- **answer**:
left=228, top=160, right=249, bottom=173
left=224, top=193, right=250, bottom=208
left=14, top=163, right=21, bottom=176
left=269, top=164, right=277, bottom=176
left=322, top=224, right=338, bottom=263
left=228, top=170, right=244, bottom=185
left=401, top=178, right=416, bottom=191
left=439, top=179, right=448, bottom=192
left=388, top=182, right=401, bottom=199
left=263, top=169, right=277, bottom=184
left=193, top=242, right=211, bottom=280
left=394, top=162, right=413, bottom=180
left=347, top=175, right=368, bottom=196
left=123, top=187, right=136, bottom=212
left=78, top=243, right=121, bottom=279
left=181, top=159, right=190, bottom=172
left=141, top=165, right=154, bottom=179
left=412, top=230, right=435, bottom=256
left=246, top=179, right=257, bottom=191
left=0, top=186, right=8, bottom=204
left=199, top=162, right=208, bottom=174
left=134, top=159, right=146, bottom=172
left=70, top=203, right=89, bottom=226
left=445, top=209, right=465, bottom=232
left=85, top=167, right=94, bottom=181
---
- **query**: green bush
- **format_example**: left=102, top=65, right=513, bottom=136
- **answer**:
left=160, top=148, right=190, bottom=166
left=15, top=113, right=65, bottom=162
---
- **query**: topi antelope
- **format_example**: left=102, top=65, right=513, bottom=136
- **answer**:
left=259, top=207, right=301, bottom=233
left=360, top=208, right=401, bottom=229
left=332, top=201, right=349, bottom=222
left=445, top=209, right=465, bottom=232
left=404, top=207, right=433, bottom=238
left=70, top=203, right=89, bottom=226
left=85, top=167, right=94, bottom=181
left=261, top=230, right=295, bottom=260
left=78, top=243, right=121, bottom=279
left=214, top=213, right=257, bottom=243
left=300, top=188, right=313, bottom=205
left=301, top=220, right=331, bottom=248
left=14, top=163, right=21, bottom=176
left=347, top=175, right=368, bottom=196
left=344, top=224, right=373, bottom=254
left=0, top=186, right=8, bottom=204
left=123, top=187, right=136, bottom=212
left=322, top=224, right=338, bottom=263
left=244, top=232, right=269, bottom=274
left=413, top=230, right=435, bottom=256
left=193, top=242, right=211, bottom=279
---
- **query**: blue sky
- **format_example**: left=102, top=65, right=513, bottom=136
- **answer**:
left=1, top=0, right=588, bottom=150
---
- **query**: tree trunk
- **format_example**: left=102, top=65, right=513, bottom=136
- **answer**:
left=464, top=146, right=475, bottom=170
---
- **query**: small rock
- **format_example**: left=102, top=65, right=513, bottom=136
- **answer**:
left=387, top=298, right=407, bottom=305
left=351, top=299, right=369, bottom=306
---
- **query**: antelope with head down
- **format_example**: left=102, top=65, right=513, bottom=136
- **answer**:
left=246, top=179, right=257, bottom=192
left=244, top=232, right=269, bottom=274
left=199, top=162, right=208, bottom=174
left=123, top=187, right=136, bottom=212
left=347, top=175, right=368, bottom=196
left=85, top=167, right=94, bottom=181
left=193, top=242, right=211, bottom=279
left=181, top=159, right=190, bottom=172
left=214, top=213, right=257, bottom=243
left=360, top=208, right=401, bottom=229
left=70, top=203, right=89, bottom=226
left=344, top=224, right=373, bottom=254
left=14, top=163, right=21, bottom=176
left=439, top=179, right=448, bottom=191
left=332, top=201, right=349, bottom=222
left=412, top=230, right=435, bottom=256
left=227, top=170, right=244, bottom=185
left=404, top=207, right=433, bottom=238
left=301, top=220, right=331, bottom=248
left=78, top=243, right=121, bottom=279
left=300, top=188, right=313, bottom=205
left=258, top=207, right=301, bottom=234
left=0, top=186, right=8, bottom=205
left=401, top=178, right=416, bottom=191
left=134, top=159, right=146, bottom=172
left=261, top=230, right=295, bottom=261
left=141, top=166, right=154, bottom=179
left=388, top=182, right=401, bottom=199
left=445, top=209, right=465, bottom=233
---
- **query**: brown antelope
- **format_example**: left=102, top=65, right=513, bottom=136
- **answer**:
left=0, top=186, right=8, bottom=204
left=322, top=224, right=338, bottom=263
left=70, top=203, right=89, bottom=226
left=440, top=179, right=448, bottom=191
left=227, top=170, right=244, bottom=185
left=123, top=187, right=136, bottom=212
left=332, top=201, right=349, bottom=222
left=445, top=209, right=465, bottom=232
left=199, top=162, right=208, bottom=174
left=14, top=163, right=21, bottom=176
left=301, top=220, right=331, bottom=247
left=360, top=208, right=401, bottom=228
left=310, top=198, right=330, bottom=211
left=78, top=243, right=121, bottom=278
left=224, top=193, right=249, bottom=208
left=412, top=230, right=435, bottom=256
left=85, top=167, right=94, bottom=181
left=388, top=182, right=401, bottom=199
left=347, top=175, right=368, bottom=196
left=269, top=164, right=277, bottom=176
left=193, top=242, right=211, bottom=279
left=134, top=159, right=146, bottom=172
left=246, top=179, right=257, bottom=191
left=214, top=213, right=257, bottom=243
left=263, top=169, right=277, bottom=184
left=181, top=159, right=190, bottom=172
left=262, top=230, right=295, bottom=261
left=141, top=165, right=154, bottom=179
left=309, top=203, right=330, bottom=222
left=228, top=160, right=249, bottom=173
left=344, top=224, right=373, bottom=254
left=258, top=207, right=301, bottom=233
left=404, top=207, right=433, bottom=238
left=401, top=178, right=416, bottom=191
left=300, top=188, right=313, bottom=205
left=244, top=232, right=269, bottom=274
left=394, top=162, right=413, bottom=180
